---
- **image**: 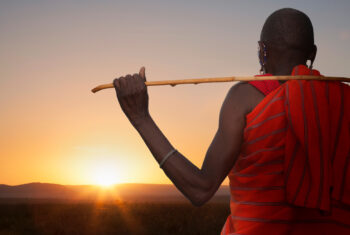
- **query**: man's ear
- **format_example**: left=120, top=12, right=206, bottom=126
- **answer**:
left=308, top=44, right=317, bottom=64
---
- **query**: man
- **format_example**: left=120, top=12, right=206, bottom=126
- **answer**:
left=113, top=8, right=350, bottom=234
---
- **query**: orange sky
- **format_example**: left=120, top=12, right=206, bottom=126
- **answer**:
left=1, top=1, right=350, bottom=186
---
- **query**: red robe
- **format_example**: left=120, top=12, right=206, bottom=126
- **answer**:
left=221, top=65, right=350, bottom=235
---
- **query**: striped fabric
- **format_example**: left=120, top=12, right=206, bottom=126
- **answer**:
left=221, top=65, right=350, bottom=235
left=248, top=74, right=280, bottom=96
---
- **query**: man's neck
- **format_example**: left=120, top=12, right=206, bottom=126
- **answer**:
left=268, top=62, right=307, bottom=76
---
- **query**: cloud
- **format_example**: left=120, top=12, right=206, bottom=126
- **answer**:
left=74, top=146, right=111, bottom=154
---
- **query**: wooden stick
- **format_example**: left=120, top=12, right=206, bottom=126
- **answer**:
left=91, top=75, right=349, bottom=93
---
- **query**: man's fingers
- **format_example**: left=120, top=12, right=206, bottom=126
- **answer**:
left=113, top=77, right=121, bottom=90
left=139, top=66, right=146, bottom=81
left=118, top=76, right=129, bottom=94
left=114, top=68, right=146, bottom=96
left=133, top=73, right=146, bottom=88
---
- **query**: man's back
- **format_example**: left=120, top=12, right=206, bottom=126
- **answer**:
left=222, top=78, right=350, bottom=235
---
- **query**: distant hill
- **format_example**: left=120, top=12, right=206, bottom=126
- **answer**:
left=0, top=183, right=230, bottom=203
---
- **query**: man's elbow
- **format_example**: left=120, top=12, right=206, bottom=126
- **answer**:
left=189, top=190, right=213, bottom=207
left=190, top=198, right=207, bottom=207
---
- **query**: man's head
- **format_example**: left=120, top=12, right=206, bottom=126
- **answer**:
left=258, top=8, right=317, bottom=75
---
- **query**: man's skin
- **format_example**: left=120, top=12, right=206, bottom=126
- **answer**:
left=113, top=8, right=317, bottom=206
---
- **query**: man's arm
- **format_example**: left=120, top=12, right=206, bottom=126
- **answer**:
left=113, top=68, right=259, bottom=206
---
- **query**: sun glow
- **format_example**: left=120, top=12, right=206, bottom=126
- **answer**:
left=93, top=164, right=119, bottom=187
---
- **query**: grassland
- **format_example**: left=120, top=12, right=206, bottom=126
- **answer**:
left=0, top=200, right=230, bottom=235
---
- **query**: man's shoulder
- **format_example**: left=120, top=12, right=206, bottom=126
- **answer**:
left=226, top=82, right=266, bottom=115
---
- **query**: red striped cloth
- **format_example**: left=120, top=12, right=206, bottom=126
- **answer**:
left=249, top=74, right=280, bottom=96
left=221, top=65, right=350, bottom=235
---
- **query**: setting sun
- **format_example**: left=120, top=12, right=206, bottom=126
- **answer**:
left=93, top=164, right=119, bottom=187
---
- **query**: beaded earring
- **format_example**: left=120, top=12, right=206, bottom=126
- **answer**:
left=258, top=42, right=267, bottom=74
left=307, top=59, right=314, bottom=70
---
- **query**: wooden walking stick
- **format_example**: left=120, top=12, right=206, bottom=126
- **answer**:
left=91, top=75, right=349, bottom=93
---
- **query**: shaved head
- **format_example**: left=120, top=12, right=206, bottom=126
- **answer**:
left=259, top=8, right=317, bottom=75
left=261, top=8, right=314, bottom=50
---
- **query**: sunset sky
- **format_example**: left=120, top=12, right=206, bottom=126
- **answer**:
left=1, top=0, right=350, bottom=186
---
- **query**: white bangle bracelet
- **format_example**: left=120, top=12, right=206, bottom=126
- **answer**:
left=159, top=149, right=177, bottom=168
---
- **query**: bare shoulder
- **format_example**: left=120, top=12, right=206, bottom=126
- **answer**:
left=224, top=82, right=265, bottom=116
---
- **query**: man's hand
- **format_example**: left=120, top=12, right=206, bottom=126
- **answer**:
left=113, top=67, right=150, bottom=126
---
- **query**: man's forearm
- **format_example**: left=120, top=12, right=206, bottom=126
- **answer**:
left=132, top=115, right=212, bottom=205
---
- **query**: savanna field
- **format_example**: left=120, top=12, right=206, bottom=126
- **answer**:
left=0, top=201, right=230, bottom=235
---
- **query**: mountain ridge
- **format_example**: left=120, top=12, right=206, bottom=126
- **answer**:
left=0, top=183, right=230, bottom=203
